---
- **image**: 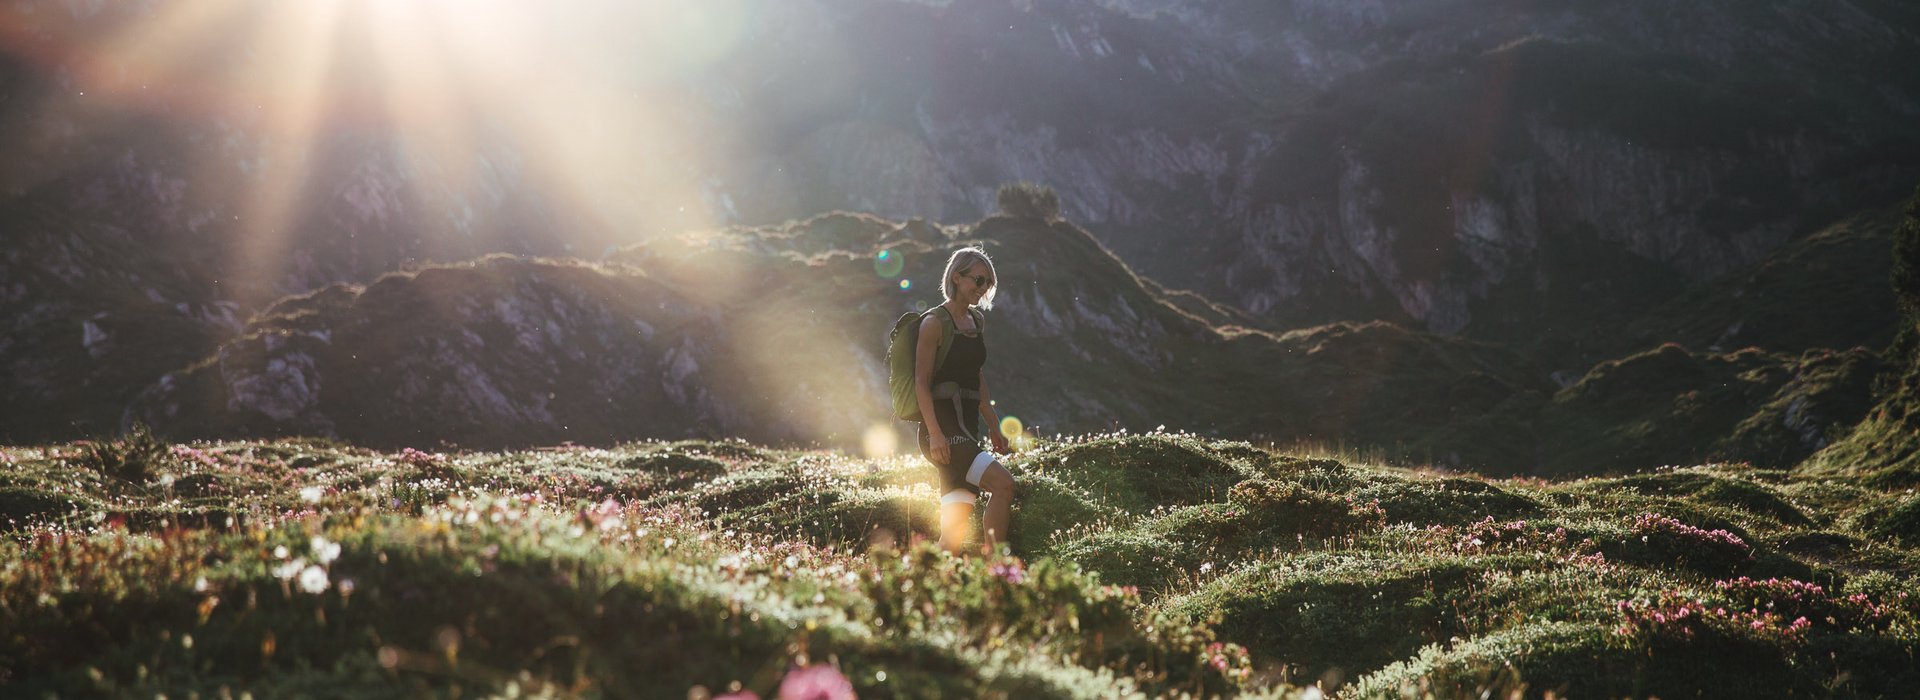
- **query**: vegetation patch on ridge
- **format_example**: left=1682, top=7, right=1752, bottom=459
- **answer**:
left=4, top=428, right=1919, bottom=697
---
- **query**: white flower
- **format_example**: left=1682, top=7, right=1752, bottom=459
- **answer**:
left=1199, top=562, right=1214, bottom=574
left=300, top=486, right=324, bottom=503
left=311, top=536, right=341, bottom=565
left=273, top=545, right=289, bottom=559
left=273, top=558, right=307, bottom=581
left=297, top=565, right=330, bottom=594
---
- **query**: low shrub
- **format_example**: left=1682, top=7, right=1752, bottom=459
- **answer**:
left=77, top=423, right=171, bottom=485
left=1609, top=512, right=1756, bottom=574
left=994, top=182, right=1062, bottom=222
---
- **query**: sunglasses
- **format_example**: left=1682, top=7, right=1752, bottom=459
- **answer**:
left=967, top=273, right=992, bottom=288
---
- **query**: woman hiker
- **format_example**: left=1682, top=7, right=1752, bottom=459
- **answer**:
left=914, top=246, right=1017, bottom=556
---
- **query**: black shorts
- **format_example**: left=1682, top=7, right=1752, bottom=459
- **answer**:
left=917, top=423, right=992, bottom=498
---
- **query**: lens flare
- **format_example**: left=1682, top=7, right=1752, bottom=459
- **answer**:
left=862, top=424, right=900, bottom=460
left=898, top=279, right=912, bottom=291
left=999, top=416, right=1036, bottom=452
left=874, top=249, right=905, bottom=278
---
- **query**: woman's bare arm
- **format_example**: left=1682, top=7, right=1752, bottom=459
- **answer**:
left=915, top=313, right=948, bottom=463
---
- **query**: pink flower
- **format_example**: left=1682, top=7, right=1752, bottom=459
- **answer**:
left=779, top=664, right=856, bottom=700
left=399, top=447, right=442, bottom=466
left=989, top=561, right=1028, bottom=585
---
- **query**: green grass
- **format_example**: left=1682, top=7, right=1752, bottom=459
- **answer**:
left=3, top=430, right=1919, bottom=697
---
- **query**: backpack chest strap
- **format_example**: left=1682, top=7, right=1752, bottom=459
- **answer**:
left=931, top=381, right=983, bottom=441
left=931, top=382, right=981, bottom=401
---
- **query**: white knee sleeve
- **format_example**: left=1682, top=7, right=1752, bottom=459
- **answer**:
left=941, top=489, right=977, bottom=506
left=966, top=452, right=996, bottom=487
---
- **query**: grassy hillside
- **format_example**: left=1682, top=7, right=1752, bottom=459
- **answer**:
left=1803, top=189, right=1920, bottom=480
left=1607, top=211, right=1899, bottom=361
left=4, top=430, right=1918, bottom=697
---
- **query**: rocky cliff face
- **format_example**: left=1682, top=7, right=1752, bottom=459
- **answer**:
left=4, top=0, right=1914, bottom=445
left=780, top=0, right=1920, bottom=338
left=7, top=0, right=1912, bottom=326
left=128, top=257, right=754, bottom=448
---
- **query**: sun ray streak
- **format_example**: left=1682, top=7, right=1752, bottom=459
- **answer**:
left=224, top=0, right=347, bottom=304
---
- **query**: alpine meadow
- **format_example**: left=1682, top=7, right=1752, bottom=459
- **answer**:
left=5, top=1, right=1920, bottom=698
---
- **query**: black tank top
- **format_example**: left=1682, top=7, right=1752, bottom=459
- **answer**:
left=926, top=319, right=986, bottom=441
left=933, top=329, right=985, bottom=389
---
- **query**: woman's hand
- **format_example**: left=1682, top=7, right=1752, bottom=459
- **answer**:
left=990, top=429, right=1010, bottom=455
left=929, top=428, right=951, bottom=465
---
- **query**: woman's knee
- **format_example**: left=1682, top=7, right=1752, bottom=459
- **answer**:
left=979, top=462, right=1016, bottom=496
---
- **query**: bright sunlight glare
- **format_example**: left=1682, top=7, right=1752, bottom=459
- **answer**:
left=0, top=0, right=757, bottom=303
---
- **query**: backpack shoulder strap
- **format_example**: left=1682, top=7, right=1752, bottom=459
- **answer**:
left=969, top=308, right=985, bottom=335
left=927, top=305, right=958, bottom=371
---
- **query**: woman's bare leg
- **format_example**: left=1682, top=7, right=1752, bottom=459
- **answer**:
left=975, top=463, right=1017, bottom=556
left=940, top=501, right=974, bottom=555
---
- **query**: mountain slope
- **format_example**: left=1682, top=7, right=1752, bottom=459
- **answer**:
left=119, top=206, right=1896, bottom=476
left=1804, top=189, right=1920, bottom=482
left=3, top=0, right=1915, bottom=347
left=127, top=211, right=1551, bottom=464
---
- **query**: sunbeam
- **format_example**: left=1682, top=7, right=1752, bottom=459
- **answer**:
left=1, top=0, right=766, bottom=302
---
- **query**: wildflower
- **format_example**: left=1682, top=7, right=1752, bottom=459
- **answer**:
left=1199, top=562, right=1214, bottom=574
left=399, top=447, right=441, bottom=466
left=311, top=536, right=341, bottom=565
left=777, top=664, right=855, bottom=700
left=300, top=486, right=324, bottom=503
left=989, top=561, right=1028, bottom=585
left=273, top=558, right=307, bottom=582
left=583, top=498, right=623, bottom=531
left=298, top=565, right=329, bottom=594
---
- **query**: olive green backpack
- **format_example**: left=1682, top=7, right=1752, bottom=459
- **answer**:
left=885, top=305, right=984, bottom=422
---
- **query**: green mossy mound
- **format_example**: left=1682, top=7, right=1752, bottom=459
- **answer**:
left=1860, top=494, right=1920, bottom=546
left=4, top=433, right=1919, bottom=697
left=1603, top=469, right=1812, bottom=526
left=1352, top=475, right=1543, bottom=526
left=1164, top=550, right=1553, bottom=687
left=1350, top=620, right=1821, bottom=699
left=0, top=499, right=1255, bottom=698
left=1049, top=480, right=1386, bottom=595
left=0, top=485, right=98, bottom=527
left=1019, top=434, right=1260, bottom=515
